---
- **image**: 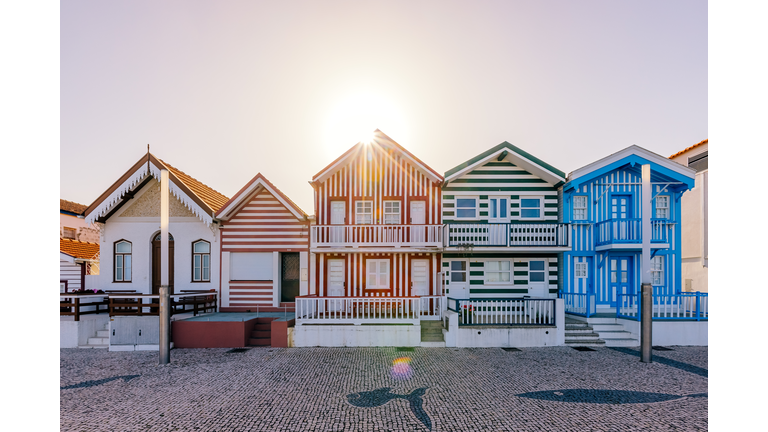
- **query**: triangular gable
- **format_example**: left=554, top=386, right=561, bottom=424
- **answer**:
left=444, top=142, right=566, bottom=187
left=564, top=145, right=696, bottom=192
left=216, top=173, right=307, bottom=222
left=311, top=129, right=443, bottom=184
left=84, top=153, right=228, bottom=227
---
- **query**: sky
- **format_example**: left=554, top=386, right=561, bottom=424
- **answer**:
left=60, top=0, right=707, bottom=213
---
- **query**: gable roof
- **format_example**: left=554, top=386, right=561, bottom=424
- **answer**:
left=669, top=139, right=708, bottom=159
left=83, top=153, right=229, bottom=226
left=60, top=238, right=100, bottom=261
left=311, top=129, right=443, bottom=184
left=444, top=141, right=567, bottom=186
left=216, top=173, right=308, bottom=221
left=60, top=199, right=88, bottom=215
left=564, top=145, right=696, bottom=192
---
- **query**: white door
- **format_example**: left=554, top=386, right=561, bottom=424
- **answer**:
left=527, top=260, right=548, bottom=298
left=330, top=201, right=345, bottom=243
left=411, top=260, right=429, bottom=296
left=448, top=260, right=469, bottom=300
left=327, top=259, right=346, bottom=312
left=410, top=201, right=426, bottom=243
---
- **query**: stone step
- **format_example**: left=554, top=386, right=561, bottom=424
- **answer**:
left=421, top=328, right=443, bottom=335
left=565, top=339, right=606, bottom=346
left=564, top=327, right=595, bottom=334
left=96, top=330, right=110, bottom=338
left=596, top=330, right=635, bottom=340
left=421, top=335, right=444, bottom=342
left=592, top=324, right=626, bottom=332
left=604, top=338, right=639, bottom=347
left=564, top=332, right=601, bottom=339
left=87, top=337, right=109, bottom=345
left=249, top=338, right=271, bottom=346
left=254, top=324, right=272, bottom=331
left=251, top=330, right=271, bottom=338
left=420, top=341, right=446, bottom=348
left=78, top=344, right=109, bottom=349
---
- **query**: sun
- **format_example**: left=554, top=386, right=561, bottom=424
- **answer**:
left=323, top=91, right=408, bottom=156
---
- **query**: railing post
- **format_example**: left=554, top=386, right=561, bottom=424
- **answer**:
left=696, top=292, right=701, bottom=322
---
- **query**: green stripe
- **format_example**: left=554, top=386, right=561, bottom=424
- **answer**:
left=514, top=262, right=527, bottom=267
left=549, top=289, right=558, bottom=293
left=470, top=288, right=528, bottom=294
left=483, top=161, right=516, bottom=167
left=545, top=203, right=558, bottom=208
left=469, top=262, right=484, bottom=267
left=510, top=195, right=520, bottom=199
left=444, top=203, right=454, bottom=208
left=443, top=195, right=454, bottom=200
left=444, top=142, right=565, bottom=179
left=510, top=212, right=520, bottom=216
left=442, top=212, right=454, bottom=216
left=451, top=178, right=548, bottom=184
left=443, top=187, right=557, bottom=192
left=510, top=203, right=519, bottom=208
left=466, top=170, right=527, bottom=175
left=470, top=271, right=484, bottom=276
left=442, top=262, right=449, bottom=267
left=514, top=271, right=528, bottom=276
left=470, top=280, right=485, bottom=285
left=480, top=195, right=488, bottom=199
left=549, top=271, right=558, bottom=276
left=479, top=212, right=488, bottom=216
left=514, top=280, right=528, bottom=285
left=479, top=203, right=488, bottom=208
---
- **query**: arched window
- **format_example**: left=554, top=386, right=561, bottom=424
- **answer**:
left=114, top=240, right=132, bottom=282
left=192, top=240, right=210, bottom=282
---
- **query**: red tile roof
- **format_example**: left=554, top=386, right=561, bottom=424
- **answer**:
left=60, top=199, right=88, bottom=215
left=669, top=139, right=707, bottom=159
left=158, top=159, right=230, bottom=212
left=60, top=238, right=100, bottom=260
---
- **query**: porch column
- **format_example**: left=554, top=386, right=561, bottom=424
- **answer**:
left=641, top=164, right=652, bottom=363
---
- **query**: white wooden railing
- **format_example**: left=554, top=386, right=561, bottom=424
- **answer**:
left=617, top=293, right=708, bottom=321
left=419, top=295, right=444, bottom=320
left=296, top=296, right=424, bottom=325
left=446, top=223, right=569, bottom=247
left=311, top=225, right=442, bottom=247
left=447, top=298, right=556, bottom=326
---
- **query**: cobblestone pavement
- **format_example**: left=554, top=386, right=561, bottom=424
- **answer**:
left=61, top=346, right=707, bottom=431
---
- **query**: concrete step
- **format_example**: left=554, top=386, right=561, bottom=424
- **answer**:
left=87, top=337, right=109, bottom=345
left=421, top=328, right=443, bottom=335
left=421, top=335, right=444, bottom=342
left=592, top=323, right=626, bottom=332
left=251, top=330, right=271, bottom=338
left=249, top=338, right=271, bottom=346
left=604, top=338, right=639, bottom=347
left=564, top=332, right=602, bottom=340
left=596, top=330, right=635, bottom=340
left=420, top=341, right=446, bottom=347
left=96, top=330, right=110, bottom=338
left=565, top=339, right=606, bottom=347
left=564, top=327, right=595, bottom=334
left=254, top=324, right=272, bottom=331
left=78, top=343, right=109, bottom=349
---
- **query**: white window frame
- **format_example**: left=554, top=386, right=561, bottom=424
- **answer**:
left=651, top=256, right=664, bottom=286
left=192, top=240, right=211, bottom=282
left=574, top=262, right=588, bottom=278
left=449, top=260, right=467, bottom=282
left=455, top=197, right=479, bottom=220
left=355, top=200, right=373, bottom=224
left=573, top=195, right=588, bottom=221
left=528, top=260, right=547, bottom=282
left=655, top=195, right=670, bottom=220
left=484, top=260, right=512, bottom=284
left=114, top=240, right=132, bottom=282
left=519, top=196, right=545, bottom=220
left=488, top=197, right=509, bottom=222
left=366, top=259, right=390, bottom=290
left=383, top=200, right=401, bottom=225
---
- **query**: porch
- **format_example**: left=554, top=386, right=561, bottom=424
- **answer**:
left=295, top=295, right=443, bottom=325
left=447, top=297, right=557, bottom=326
left=310, top=224, right=442, bottom=248
left=59, top=290, right=218, bottom=321
left=561, top=291, right=708, bottom=321
left=444, top=223, right=570, bottom=248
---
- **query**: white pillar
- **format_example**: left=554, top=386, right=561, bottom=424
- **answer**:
left=641, top=164, right=652, bottom=284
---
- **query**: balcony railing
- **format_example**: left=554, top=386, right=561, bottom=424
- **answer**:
left=295, top=296, right=424, bottom=325
left=311, top=224, right=442, bottom=247
left=447, top=297, right=556, bottom=326
left=445, top=223, right=570, bottom=247
left=594, top=218, right=669, bottom=246
left=617, top=292, right=708, bottom=321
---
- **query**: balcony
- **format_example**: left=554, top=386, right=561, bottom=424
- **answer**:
left=311, top=224, right=442, bottom=248
left=445, top=223, right=570, bottom=248
left=594, top=218, right=670, bottom=248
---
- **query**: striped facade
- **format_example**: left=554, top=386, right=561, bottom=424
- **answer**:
left=60, top=258, right=83, bottom=291
left=561, top=146, right=696, bottom=309
left=309, top=131, right=443, bottom=299
left=441, top=142, right=568, bottom=300
left=217, top=175, right=310, bottom=311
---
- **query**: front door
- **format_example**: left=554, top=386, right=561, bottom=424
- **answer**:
left=448, top=260, right=469, bottom=299
left=327, top=259, right=345, bottom=312
left=410, top=201, right=426, bottom=242
left=527, top=260, right=548, bottom=298
left=611, top=195, right=633, bottom=241
left=411, top=259, right=429, bottom=296
left=280, top=253, right=300, bottom=303
left=151, top=233, right=174, bottom=295
left=330, top=201, right=345, bottom=243
left=573, top=256, right=592, bottom=295
left=604, top=256, right=632, bottom=308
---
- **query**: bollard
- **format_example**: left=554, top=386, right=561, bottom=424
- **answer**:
left=640, top=283, right=652, bottom=363
left=159, top=285, right=170, bottom=365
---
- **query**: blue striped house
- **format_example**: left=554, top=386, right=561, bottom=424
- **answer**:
left=441, top=142, right=571, bottom=300
left=560, top=145, right=696, bottom=310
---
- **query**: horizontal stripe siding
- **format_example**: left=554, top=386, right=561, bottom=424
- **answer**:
left=442, top=256, right=558, bottom=298
left=222, top=189, right=308, bottom=252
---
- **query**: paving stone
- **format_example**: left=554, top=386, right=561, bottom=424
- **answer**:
left=60, top=346, right=707, bottom=431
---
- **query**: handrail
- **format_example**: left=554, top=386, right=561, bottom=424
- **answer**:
left=445, top=223, right=570, bottom=247
left=617, top=292, right=708, bottom=321
left=595, top=218, right=669, bottom=245
left=311, top=224, right=443, bottom=246
left=447, top=297, right=556, bottom=326
left=295, top=296, right=422, bottom=325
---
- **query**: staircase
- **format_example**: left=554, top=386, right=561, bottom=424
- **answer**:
left=564, top=317, right=605, bottom=347
left=420, top=320, right=446, bottom=347
left=249, top=317, right=276, bottom=347
left=78, top=323, right=110, bottom=349
left=591, top=321, right=638, bottom=347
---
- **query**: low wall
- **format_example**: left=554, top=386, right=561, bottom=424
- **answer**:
left=292, top=324, right=421, bottom=347
left=444, top=298, right=565, bottom=348
left=618, top=318, right=708, bottom=346
left=172, top=319, right=255, bottom=348
left=60, top=315, right=110, bottom=348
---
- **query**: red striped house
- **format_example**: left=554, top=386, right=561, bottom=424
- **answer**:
left=308, top=130, right=444, bottom=304
left=216, top=173, right=310, bottom=312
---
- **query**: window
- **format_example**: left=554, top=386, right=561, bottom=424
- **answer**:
left=456, top=198, right=477, bottom=219
left=366, top=259, right=390, bottom=289
left=62, top=227, right=76, bottom=240
left=528, top=261, right=546, bottom=282
left=489, top=198, right=508, bottom=221
left=573, top=196, right=588, bottom=220
left=655, top=196, right=669, bottom=219
left=574, top=262, right=587, bottom=278
left=450, top=261, right=467, bottom=282
left=383, top=201, right=400, bottom=224
left=230, top=252, right=273, bottom=281
left=356, top=201, right=373, bottom=224
left=192, top=240, right=210, bottom=282
left=485, top=261, right=511, bottom=283
left=114, top=240, right=132, bottom=282
left=520, top=197, right=543, bottom=219
left=651, top=256, right=664, bottom=286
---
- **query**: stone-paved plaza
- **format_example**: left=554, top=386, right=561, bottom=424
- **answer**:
left=60, top=346, right=707, bottom=431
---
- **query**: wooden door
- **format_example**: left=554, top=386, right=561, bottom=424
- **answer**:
left=327, top=259, right=345, bottom=296
left=448, top=260, right=469, bottom=299
left=410, top=201, right=426, bottom=242
left=280, top=253, right=300, bottom=303
left=411, top=259, right=429, bottom=296
left=330, top=201, right=345, bottom=243
left=152, top=236, right=174, bottom=295
left=604, top=256, right=632, bottom=308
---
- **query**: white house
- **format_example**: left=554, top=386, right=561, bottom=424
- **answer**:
left=83, top=153, right=229, bottom=297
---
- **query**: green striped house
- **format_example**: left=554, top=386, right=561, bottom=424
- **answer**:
left=441, top=142, right=571, bottom=300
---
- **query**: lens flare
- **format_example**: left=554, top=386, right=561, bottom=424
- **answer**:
left=391, top=357, right=413, bottom=380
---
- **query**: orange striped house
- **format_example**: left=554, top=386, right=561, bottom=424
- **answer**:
left=216, top=173, right=310, bottom=311
left=308, top=130, right=444, bottom=302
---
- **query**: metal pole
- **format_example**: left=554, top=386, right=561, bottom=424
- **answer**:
left=159, top=169, right=171, bottom=365
left=640, top=164, right=652, bottom=363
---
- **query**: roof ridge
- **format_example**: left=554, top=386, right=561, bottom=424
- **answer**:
left=156, top=158, right=230, bottom=211
left=61, top=238, right=100, bottom=246
left=669, top=139, right=708, bottom=159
